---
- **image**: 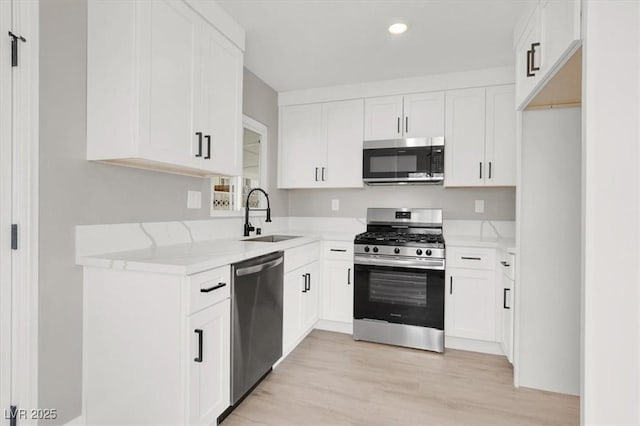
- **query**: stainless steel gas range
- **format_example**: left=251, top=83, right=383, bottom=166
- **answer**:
left=353, top=208, right=445, bottom=353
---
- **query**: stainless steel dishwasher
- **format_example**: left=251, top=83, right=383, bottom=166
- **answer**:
left=230, top=251, right=284, bottom=406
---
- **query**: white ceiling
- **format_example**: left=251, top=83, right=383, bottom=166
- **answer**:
left=217, top=0, right=534, bottom=92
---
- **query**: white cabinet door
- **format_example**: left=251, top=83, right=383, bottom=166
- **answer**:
left=283, top=268, right=305, bottom=354
left=197, top=21, right=243, bottom=176
left=501, top=273, right=514, bottom=363
left=540, top=0, right=581, bottom=80
left=141, top=0, right=198, bottom=169
left=321, top=260, right=353, bottom=323
left=515, top=6, right=542, bottom=110
left=403, top=92, right=445, bottom=139
left=444, top=88, right=486, bottom=187
left=279, top=104, right=324, bottom=188
left=301, top=261, right=320, bottom=332
left=485, top=85, right=516, bottom=186
left=188, top=299, right=230, bottom=425
left=323, top=99, right=364, bottom=188
left=445, top=268, right=497, bottom=341
left=364, top=96, right=403, bottom=141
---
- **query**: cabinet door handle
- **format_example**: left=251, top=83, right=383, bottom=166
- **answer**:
left=200, top=282, right=226, bottom=293
left=306, top=273, right=311, bottom=291
left=479, top=162, right=483, bottom=179
left=204, top=135, right=211, bottom=159
left=530, top=42, right=540, bottom=71
left=397, top=117, right=400, bottom=134
left=315, top=167, right=319, bottom=182
left=488, top=161, right=492, bottom=179
left=347, top=268, right=351, bottom=285
left=321, top=167, right=326, bottom=181
left=503, top=288, right=511, bottom=309
left=461, top=256, right=482, bottom=261
left=195, top=132, right=203, bottom=157
left=450, top=276, right=453, bottom=295
left=302, top=274, right=307, bottom=293
left=500, top=261, right=511, bottom=267
left=194, top=329, right=203, bottom=363
left=526, top=48, right=535, bottom=77
left=405, top=116, right=409, bottom=133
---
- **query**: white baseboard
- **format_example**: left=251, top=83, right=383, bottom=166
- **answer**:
left=445, top=336, right=506, bottom=356
left=64, top=415, right=85, bottom=426
left=314, top=319, right=352, bottom=335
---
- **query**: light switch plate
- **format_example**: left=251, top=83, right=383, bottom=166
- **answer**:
left=475, top=199, right=485, bottom=214
left=187, top=190, right=202, bottom=209
left=331, top=199, right=340, bottom=211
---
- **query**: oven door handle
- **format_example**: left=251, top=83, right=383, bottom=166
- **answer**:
left=354, top=255, right=445, bottom=270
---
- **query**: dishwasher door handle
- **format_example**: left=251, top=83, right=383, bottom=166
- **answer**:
left=235, top=256, right=283, bottom=277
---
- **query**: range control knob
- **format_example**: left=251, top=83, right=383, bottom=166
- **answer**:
left=373, top=247, right=379, bottom=253
left=416, top=249, right=423, bottom=255
left=364, top=246, right=370, bottom=253
left=426, top=249, right=432, bottom=256
left=394, top=248, right=400, bottom=254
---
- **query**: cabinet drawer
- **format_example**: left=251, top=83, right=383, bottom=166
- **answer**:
left=188, top=265, right=231, bottom=314
left=285, top=242, right=321, bottom=272
left=499, top=252, right=516, bottom=280
left=447, top=247, right=496, bottom=270
left=323, top=241, right=354, bottom=260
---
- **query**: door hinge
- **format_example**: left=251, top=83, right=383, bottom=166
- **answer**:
left=8, top=31, right=27, bottom=67
left=9, top=405, right=17, bottom=426
left=11, top=224, right=17, bottom=250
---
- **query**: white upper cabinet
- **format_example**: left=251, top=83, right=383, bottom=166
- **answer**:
left=364, top=93, right=445, bottom=141
left=279, top=99, right=364, bottom=189
left=445, top=85, right=516, bottom=187
left=87, top=0, right=244, bottom=177
left=485, top=85, right=517, bottom=186
left=364, top=96, right=403, bottom=140
left=445, top=88, right=486, bottom=187
left=514, top=0, right=581, bottom=110
left=403, top=92, right=446, bottom=139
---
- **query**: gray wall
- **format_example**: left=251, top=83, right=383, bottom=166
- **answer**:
left=288, top=186, right=515, bottom=220
left=519, top=107, right=581, bottom=395
left=38, top=1, right=283, bottom=423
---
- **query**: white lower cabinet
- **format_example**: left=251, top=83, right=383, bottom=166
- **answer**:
left=283, top=260, right=320, bottom=355
left=499, top=251, right=516, bottom=363
left=83, top=265, right=231, bottom=425
left=445, top=268, right=498, bottom=341
left=321, top=260, right=353, bottom=323
left=188, top=300, right=231, bottom=425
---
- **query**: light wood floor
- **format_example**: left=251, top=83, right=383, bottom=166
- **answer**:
left=224, top=330, right=579, bottom=426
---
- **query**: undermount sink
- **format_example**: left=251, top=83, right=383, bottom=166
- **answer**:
left=244, top=235, right=302, bottom=243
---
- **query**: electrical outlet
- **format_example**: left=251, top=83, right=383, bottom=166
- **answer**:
left=331, top=199, right=340, bottom=211
left=475, top=199, right=485, bottom=214
left=187, top=190, right=202, bottom=209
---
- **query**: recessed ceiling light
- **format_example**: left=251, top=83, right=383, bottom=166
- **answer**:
left=388, top=22, right=408, bottom=35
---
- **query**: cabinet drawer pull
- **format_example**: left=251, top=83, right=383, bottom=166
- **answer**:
left=330, top=249, right=347, bottom=252
left=195, top=132, right=203, bottom=157
left=347, top=268, right=351, bottom=285
left=200, top=282, right=226, bottom=293
left=500, top=261, right=511, bottom=267
left=194, top=329, right=203, bottom=363
left=204, top=135, right=211, bottom=159
left=503, top=288, right=511, bottom=310
left=461, top=256, right=482, bottom=261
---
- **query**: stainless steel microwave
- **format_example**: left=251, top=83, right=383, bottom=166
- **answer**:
left=362, top=137, right=445, bottom=185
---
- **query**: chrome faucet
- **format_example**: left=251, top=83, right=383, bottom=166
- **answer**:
left=243, top=188, right=272, bottom=236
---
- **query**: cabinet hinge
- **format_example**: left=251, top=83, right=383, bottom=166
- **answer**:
left=11, top=224, right=18, bottom=250
left=8, top=31, right=26, bottom=67
left=8, top=405, right=17, bottom=426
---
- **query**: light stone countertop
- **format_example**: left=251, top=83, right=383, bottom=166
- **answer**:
left=76, top=231, right=358, bottom=276
left=445, top=235, right=517, bottom=254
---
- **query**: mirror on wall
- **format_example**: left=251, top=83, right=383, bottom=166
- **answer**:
left=211, top=116, right=268, bottom=215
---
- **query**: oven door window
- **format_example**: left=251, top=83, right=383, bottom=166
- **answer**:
left=363, top=147, right=429, bottom=179
left=354, top=264, right=444, bottom=329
